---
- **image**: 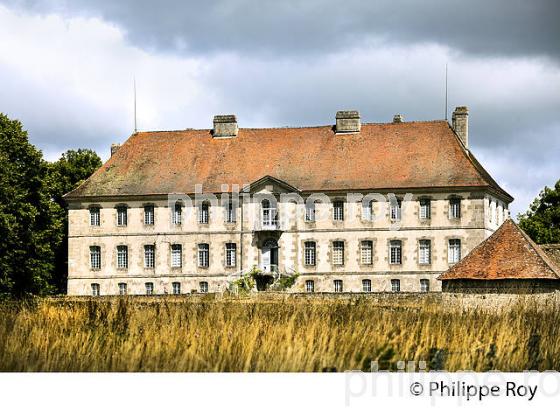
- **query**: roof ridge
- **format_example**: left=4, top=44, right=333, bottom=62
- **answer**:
left=514, top=220, right=560, bottom=278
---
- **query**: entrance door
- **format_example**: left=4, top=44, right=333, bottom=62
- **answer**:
left=261, top=239, right=278, bottom=273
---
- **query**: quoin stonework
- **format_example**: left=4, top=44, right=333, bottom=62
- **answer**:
left=64, top=107, right=513, bottom=296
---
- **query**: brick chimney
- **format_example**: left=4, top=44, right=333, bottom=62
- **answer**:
left=110, top=143, right=120, bottom=156
left=452, top=106, right=469, bottom=147
left=213, top=115, right=238, bottom=138
left=335, top=111, right=361, bottom=133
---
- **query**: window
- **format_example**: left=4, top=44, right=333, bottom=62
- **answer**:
left=305, top=280, right=315, bottom=293
left=144, top=245, right=155, bottom=268
left=199, top=281, right=208, bottom=293
left=360, top=240, right=373, bottom=265
left=334, top=279, right=343, bottom=293
left=333, top=200, right=344, bottom=221
left=117, top=245, right=128, bottom=269
left=91, top=283, right=100, bottom=296
left=420, top=279, right=430, bottom=292
left=390, top=200, right=402, bottom=221
left=449, top=198, right=461, bottom=219
left=90, top=246, right=101, bottom=270
left=172, top=203, right=182, bottom=225
left=199, top=201, right=210, bottom=224
left=118, top=282, right=127, bottom=295
left=262, top=199, right=277, bottom=226
left=391, top=279, right=400, bottom=293
left=198, top=244, right=209, bottom=267
left=225, top=201, right=236, bottom=223
left=418, top=240, right=431, bottom=265
left=332, top=241, right=344, bottom=266
left=362, top=200, right=374, bottom=221
left=305, top=201, right=316, bottom=222
left=419, top=199, right=431, bottom=220
left=90, top=207, right=100, bottom=226
left=171, top=244, right=182, bottom=268
left=304, top=241, right=316, bottom=266
left=389, top=240, right=402, bottom=265
left=144, top=205, right=154, bottom=225
left=448, top=239, right=461, bottom=264
left=116, top=206, right=127, bottom=226
left=145, top=282, right=154, bottom=295
left=225, top=243, right=237, bottom=267
left=172, top=282, right=181, bottom=295
left=362, top=279, right=372, bottom=293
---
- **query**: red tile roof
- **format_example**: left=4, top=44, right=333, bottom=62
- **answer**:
left=438, top=219, right=560, bottom=281
left=65, top=121, right=512, bottom=199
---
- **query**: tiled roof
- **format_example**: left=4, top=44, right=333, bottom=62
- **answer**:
left=65, top=121, right=512, bottom=199
left=438, top=219, right=560, bottom=281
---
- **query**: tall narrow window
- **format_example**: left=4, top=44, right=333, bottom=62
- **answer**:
left=118, top=282, right=127, bottom=295
left=171, top=244, right=182, bottom=268
left=304, top=241, right=316, bottom=266
left=389, top=240, right=402, bottom=265
left=418, top=240, right=431, bottom=265
left=145, top=282, right=154, bottom=295
left=116, top=206, right=127, bottom=226
left=333, top=200, right=344, bottom=221
left=225, top=201, right=236, bottom=223
left=391, top=279, right=400, bottom=293
left=91, top=283, right=100, bottom=296
left=390, top=200, right=402, bottom=221
left=332, top=241, right=344, bottom=266
left=448, top=239, right=461, bottom=264
left=172, top=282, right=181, bottom=295
left=199, top=281, right=209, bottom=293
left=90, top=207, right=100, bottom=226
left=419, top=199, right=431, bottom=220
left=117, top=245, right=128, bottom=269
left=90, top=246, right=101, bottom=270
left=261, top=199, right=277, bottom=227
left=449, top=198, right=461, bottom=219
left=172, top=202, right=182, bottom=225
left=362, top=200, right=374, bottom=221
left=305, top=280, right=315, bottom=293
left=199, top=201, right=210, bottom=224
left=334, top=279, right=343, bottom=293
left=420, top=279, right=430, bottom=292
left=198, top=244, right=209, bottom=267
left=144, top=205, right=154, bottom=225
left=360, top=240, right=373, bottom=265
left=144, top=245, right=155, bottom=268
left=305, top=201, right=316, bottom=222
left=225, top=243, right=237, bottom=267
left=362, top=279, right=372, bottom=293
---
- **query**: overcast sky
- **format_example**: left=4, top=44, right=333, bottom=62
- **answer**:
left=0, top=0, right=558, bottom=217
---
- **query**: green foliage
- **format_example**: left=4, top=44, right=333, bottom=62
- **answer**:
left=0, top=113, right=101, bottom=297
left=229, top=266, right=258, bottom=294
left=270, top=272, right=300, bottom=291
left=518, top=179, right=560, bottom=244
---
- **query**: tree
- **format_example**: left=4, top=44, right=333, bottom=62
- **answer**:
left=46, top=149, right=102, bottom=293
left=0, top=113, right=58, bottom=296
left=518, top=179, right=560, bottom=244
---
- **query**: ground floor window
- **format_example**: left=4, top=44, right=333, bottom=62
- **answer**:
left=118, top=282, right=127, bottom=295
left=199, top=281, right=208, bottom=293
left=334, top=279, right=343, bottom=293
left=420, top=279, right=430, bottom=292
left=145, top=282, right=154, bottom=295
left=172, top=282, right=181, bottom=295
left=305, top=280, right=315, bottom=293
left=391, top=279, right=400, bottom=293
left=362, top=279, right=372, bottom=293
left=91, top=283, right=100, bottom=296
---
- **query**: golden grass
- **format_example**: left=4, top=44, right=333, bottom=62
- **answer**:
left=0, top=294, right=559, bottom=372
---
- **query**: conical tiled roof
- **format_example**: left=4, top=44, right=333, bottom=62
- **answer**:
left=438, top=219, right=560, bottom=280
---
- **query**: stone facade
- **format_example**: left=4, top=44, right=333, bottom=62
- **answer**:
left=67, top=187, right=509, bottom=295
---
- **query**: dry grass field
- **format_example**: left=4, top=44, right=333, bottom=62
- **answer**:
left=1, top=294, right=559, bottom=372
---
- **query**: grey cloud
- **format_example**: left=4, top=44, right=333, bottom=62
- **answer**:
left=4, top=0, right=560, bottom=60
